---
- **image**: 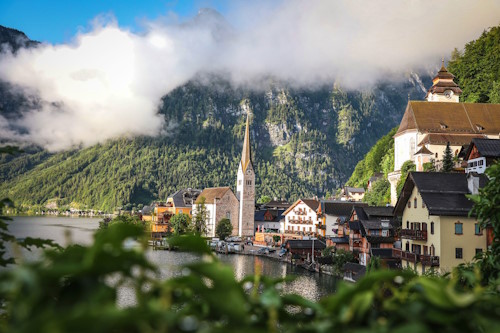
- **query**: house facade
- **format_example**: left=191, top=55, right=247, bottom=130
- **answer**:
left=394, top=172, right=488, bottom=274
left=193, top=187, right=240, bottom=238
left=464, top=138, right=500, bottom=174
left=283, top=199, right=321, bottom=236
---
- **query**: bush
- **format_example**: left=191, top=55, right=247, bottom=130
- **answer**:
left=215, top=218, right=233, bottom=240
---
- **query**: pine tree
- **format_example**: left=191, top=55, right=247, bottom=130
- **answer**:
left=442, top=142, right=454, bottom=172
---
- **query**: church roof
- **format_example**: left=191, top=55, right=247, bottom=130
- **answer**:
left=426, top=62, right=462, bottom=97
left=195, top=187, right=233, bottom=204
left=241, top=114, right=252, bottom=172
left=396, top=101, right=500, bottom=136
left=417, top=133, right=487, bottom=147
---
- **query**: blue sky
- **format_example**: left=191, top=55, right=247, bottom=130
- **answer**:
left=0, top=0, right=230, bottom=43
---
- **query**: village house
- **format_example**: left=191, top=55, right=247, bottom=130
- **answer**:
left=254, top=208, right=285, bottom=233
left=347, top=206, right=398, bottom=266
left=284, top=239, right=327, bottom=263
left=388, top=62, right=500, bottom=204
left=320, top=200, right=367, bottom=238
left=393, top=172, right=488, bottom=274
left=339, top=186, right=365, bottom=201
left=193, top=187, right=240, bottom=238
left=283, top=199, right=321, bottom=236
left=150, top=188, right=201, bottom=236
left=464, top=138, right=500, bottom=174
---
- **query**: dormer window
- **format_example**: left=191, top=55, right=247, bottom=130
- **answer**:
left=440, top=123, right=448, bottom=129
left=475, top=124, right=484, bottom=131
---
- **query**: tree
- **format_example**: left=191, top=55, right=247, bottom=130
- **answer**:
left=469, top=162, right=500, bottom=285
left=215, top=218, right=233, bottom=240
left=396, top=160, right=416, bottom=197
left=442, top=142, right=454, bottom=172
left=170, top=213, right=191, bottom=235
left=423, top=158, right=436, bottom=172
left=363, top=178, right=390, bottom=206
left=258, top=195, right=272, bottom=204
left=193, top=196, right=208, bottom=235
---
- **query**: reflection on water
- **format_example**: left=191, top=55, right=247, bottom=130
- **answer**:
left=7, top=217, right=338, bottom=301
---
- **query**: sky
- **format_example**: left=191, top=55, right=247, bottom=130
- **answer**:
left=0, top=0, right=231, bottom=43
left=1, top=0, right=499, bottom=151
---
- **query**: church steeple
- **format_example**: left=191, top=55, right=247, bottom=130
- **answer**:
left=425, top=60, right=462, bottom=102
left=241, top=114, right=252, bottom=172
left=236, top=112, right=255, bottom=237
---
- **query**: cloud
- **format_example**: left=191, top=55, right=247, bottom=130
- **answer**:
left=0, top=0, right=499, bottom=151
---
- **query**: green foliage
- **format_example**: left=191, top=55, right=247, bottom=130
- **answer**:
left=170, top=213, right=192, bottom=235
left=215, top=218, right=233, bottom=240
left=0, top=220, right=500, bottom=332
left=363, top=178, right=390, bottom=206
left=396, top=160, right=416, bottom=197
left=448, top=26, right=500, bottom=103
left=423, top=159, right=436, bottom=172
left=366, top=256, right=381, bottom=273
left=258, top=195, right=272, bottom=204
left=330, top=249, right=357, bottom=275
left=99, top=214, right=148, bottom=231
left=347, top=127, right=397, bottom=188
left=442, top=142, right=454, bottom=172
left=193, top=196, right=208, bottom=235
left=469, top=162, right=500, bottom=285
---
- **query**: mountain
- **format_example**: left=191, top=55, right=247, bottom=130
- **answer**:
left=0, top=25, right=430, bottom=212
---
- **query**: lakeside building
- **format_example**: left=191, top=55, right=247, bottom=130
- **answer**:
left=320, top=201, right=367, bottom=237
left=346, top=206, right=398, bottom=266
left=388, top=62, right=500, bottom=204
left=254, top=208, right=285, bottom=233
left=339, top=186, right=365, bottom=201
left=393, top=172, right=488, bottom=274
left=283, top=199, right=321, bottom=236
left=193, top=187, right=240, bottom=238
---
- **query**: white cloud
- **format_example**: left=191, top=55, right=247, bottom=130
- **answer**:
left=0, top=0, right=499, bottom=151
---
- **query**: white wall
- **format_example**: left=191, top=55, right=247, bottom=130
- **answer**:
left=284, top=202, right=320, bottom=234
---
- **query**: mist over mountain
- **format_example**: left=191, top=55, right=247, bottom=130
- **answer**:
left=0, top=2, right=498, bottom=210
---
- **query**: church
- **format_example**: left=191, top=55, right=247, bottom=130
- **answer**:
left=192, top=113, right=255, bottom=238
left=388, top=61, right=500, bottom=204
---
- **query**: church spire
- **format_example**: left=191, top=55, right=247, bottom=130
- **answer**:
left=241, top=113, right=252, bottom=172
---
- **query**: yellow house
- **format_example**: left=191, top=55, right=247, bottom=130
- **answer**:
left=394, top=172, right=488, bottom=274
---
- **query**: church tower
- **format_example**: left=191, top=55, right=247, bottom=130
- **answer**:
left=425, top=59, right=462, bottom=102
left=236, top=113, right=255, bottom=237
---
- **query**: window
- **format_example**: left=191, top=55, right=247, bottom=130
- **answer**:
left=475, top=248, right=483, bottom=255
left=405, top=242, right=410, bottom=251
left=246, top=180, right=252, bottom=185
left=431, top=222, right=434, bottom=235
left=382, top=230, right=388, bottom=237
left=422, top=200, right=425, bottom=208
left=238, top=180, right=242, bottom=185
left=455, top=248, right=463, bottom=259
left=226, top=212, right=231, bottom=219
left=455, top=222, right=463, bottom=235
left=408, top=201, right=411, bottom=208
left=414, top=198, right=417, bottom=208
left=406, top=221, right=409, bottom=229
left=475, top=223, right=482, bottom=235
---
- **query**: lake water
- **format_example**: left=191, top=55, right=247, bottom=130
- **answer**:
left=5, top=216, right=338, bottom=301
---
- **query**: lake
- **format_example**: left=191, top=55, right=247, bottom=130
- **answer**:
left=5, top=216, right=338, bottom=301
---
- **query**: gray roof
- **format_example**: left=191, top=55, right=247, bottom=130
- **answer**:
left=285, top=239, right=326, bottom=250
left=466, top=138, right=500, bottom=159
left=328, top=236, right=349, bottom=244
left=394, top=172, right=489, bottom=216
left=345, top=186, right=365, bottom=194
left=360, top=220, right=394, bottom=230
left=169, top=188, right=202, bottom=208
left=322, top=201, right=366, bottom=217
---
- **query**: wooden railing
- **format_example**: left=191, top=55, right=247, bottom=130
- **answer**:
left=401, top=229, right=428, bottom=241
left=393, top=249, right=439, bottom=266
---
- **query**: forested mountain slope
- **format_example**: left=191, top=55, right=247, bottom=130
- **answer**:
left=0, top=25, right=430, bottom=212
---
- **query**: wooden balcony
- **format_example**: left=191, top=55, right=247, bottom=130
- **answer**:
left=393, top=249, right=440, bottom=267
left=420, top=254, right=440, bottom=267
left=392, top=248, right=418, bottom=263
left=401, top=229, right=427, bottom=241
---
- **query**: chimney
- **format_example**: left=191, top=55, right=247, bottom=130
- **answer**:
left=467, top=173, right=480, bottom=195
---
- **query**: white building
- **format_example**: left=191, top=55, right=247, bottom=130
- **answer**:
left=283, top=199, right=321, bottom=235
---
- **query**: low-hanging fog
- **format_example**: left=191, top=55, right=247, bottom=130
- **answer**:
left=1, top=0, right=499, bottom=151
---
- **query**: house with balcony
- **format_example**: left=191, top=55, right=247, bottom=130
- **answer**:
left=394, top=172, right=488, bottom=274
left=283, top=199, right=321, bottom=236
left=464, top=138, right=500, bottom=174
left=347, top=206, right=398, bottom=266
